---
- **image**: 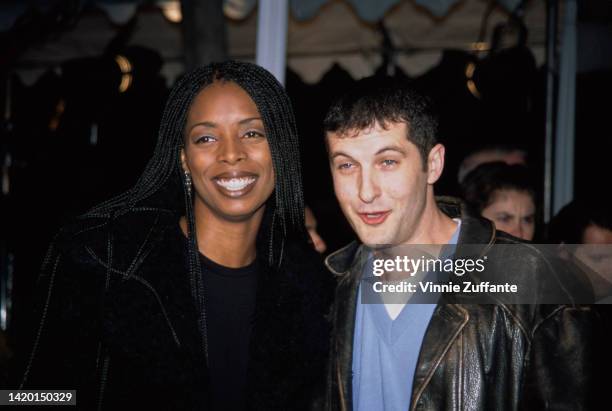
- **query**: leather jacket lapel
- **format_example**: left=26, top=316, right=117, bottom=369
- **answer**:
left=410, top=303, right=469, bottom=410
left=334, top=274, right=359, bottom=410
left=406, top=200, right=494, bottom=409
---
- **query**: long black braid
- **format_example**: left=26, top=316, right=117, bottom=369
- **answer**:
left=80, top=61, right=306, bottom=362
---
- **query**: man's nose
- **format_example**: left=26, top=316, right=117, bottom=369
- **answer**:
left=358, top=169, right=381, bottom=203
left=218, top=137, right=247, bottom=164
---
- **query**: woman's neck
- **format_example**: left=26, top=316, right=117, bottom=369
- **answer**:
left=180, top=205, right=264, bottom=268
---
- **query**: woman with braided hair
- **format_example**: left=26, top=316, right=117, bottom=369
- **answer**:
left=18, top=61, right=333, bottom=410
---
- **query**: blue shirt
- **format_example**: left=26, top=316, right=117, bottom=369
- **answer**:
left=352, top=221, right=461, bottom=411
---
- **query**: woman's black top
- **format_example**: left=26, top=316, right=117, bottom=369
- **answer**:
left=198, top=250, right=258, bottom=411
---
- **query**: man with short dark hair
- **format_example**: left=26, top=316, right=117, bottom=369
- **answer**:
left=322, top=76, right=593, bottom=410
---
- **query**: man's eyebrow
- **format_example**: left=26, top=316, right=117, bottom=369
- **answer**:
left=330, top=146, right=406, bottom=160
left=330, top=151, right=354, bottom=160
left=375, top=146, right=406, bottom=155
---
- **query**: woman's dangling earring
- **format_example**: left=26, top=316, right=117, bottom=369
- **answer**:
left=184, top=170, right=192, bottom=196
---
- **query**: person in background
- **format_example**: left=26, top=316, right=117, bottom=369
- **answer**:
left=548, top=200, right=612, bottom=301
left=548, top=200, right=612, bottom=245
left=461, top=162, right=536, bottom=241
left=305, top=206, right=327, bottom=254
left=457, top=144, right=527, bottom=183
left=548, top=198, right=612, bottom=406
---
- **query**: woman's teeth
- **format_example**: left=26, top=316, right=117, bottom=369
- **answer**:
left=215, top=177, right=256, bottom=191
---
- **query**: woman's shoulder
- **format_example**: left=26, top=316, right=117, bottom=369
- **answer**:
left=50, top=208, right=180, bottom=271
left=57, top=208, right=177, bottom=243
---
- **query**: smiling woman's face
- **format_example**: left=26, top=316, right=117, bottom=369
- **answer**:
left=181, top=81, right=275, bottom=223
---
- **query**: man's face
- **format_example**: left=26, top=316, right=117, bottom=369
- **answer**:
left=327, top=122, right=439, bottom=245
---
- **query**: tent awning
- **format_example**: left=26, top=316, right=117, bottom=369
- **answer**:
left=1, top=0, right=524, bottom=30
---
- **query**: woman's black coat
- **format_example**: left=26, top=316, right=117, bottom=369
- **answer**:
left=20, top=209, right=333, bottom=410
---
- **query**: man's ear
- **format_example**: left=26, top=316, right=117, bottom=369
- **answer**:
left=180, top=148, right=190, bottom=174
left=426, top=143, right=445, bottom=185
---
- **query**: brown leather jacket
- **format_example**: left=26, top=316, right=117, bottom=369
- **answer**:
left=322, top=198, right=594, bottom=410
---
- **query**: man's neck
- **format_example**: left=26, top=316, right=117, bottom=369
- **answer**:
left=403, top=195, right=458, bottom=245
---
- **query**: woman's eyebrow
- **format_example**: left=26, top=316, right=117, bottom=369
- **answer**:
left=495, top=212, right=514, bottom=217
left=188, top=117, right=262, bottom=132
left=188, top=121, right=217, bottom=131
left=239, top=117, right=262, bottom=125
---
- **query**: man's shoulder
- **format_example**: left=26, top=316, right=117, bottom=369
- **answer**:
left=470, top=230, right=596, bottom=306
left=488, top=230, right=549, bottom=264
left=457, top=302, right=592, bottom=341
